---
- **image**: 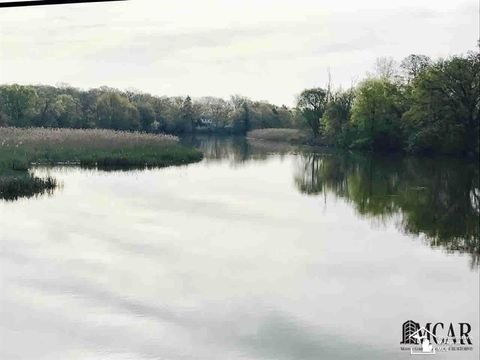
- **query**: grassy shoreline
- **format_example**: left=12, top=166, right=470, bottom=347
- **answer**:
left=0, top=127, right=203, bottom=200
left=0, top=127, right=203, bottom=169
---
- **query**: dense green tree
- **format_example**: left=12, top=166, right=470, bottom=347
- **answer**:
left=351, top=78, right=404, bottom=151
left=323, top=88, right=355, bottom=146
left=54, top=94, right=81, bottom=128
left=403, top=53, right=479, bottom=156
left=96, top=92, right=140, bottom=131
left=32, top=85, right=59, bottom=127
left=162, top=97, right=187, bottom=133
left=76, top=89, right=100, bottom=128
left=296, top=88, right=328, bottom=137
left=0, top=84, right=37, bottom=127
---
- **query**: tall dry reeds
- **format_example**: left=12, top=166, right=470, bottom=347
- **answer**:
left=0, top=127, right=178, bottom=150
left=0, top=127, right=202, bottom=170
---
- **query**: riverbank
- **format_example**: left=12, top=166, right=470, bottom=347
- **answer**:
left=247, top=128, right=479, bottom=159
left=247, top=128, right=316, bottom=145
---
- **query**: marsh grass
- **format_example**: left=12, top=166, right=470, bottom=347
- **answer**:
left=0, top=127, right=203, bottom=199
left=0, top=127, right=202, bottom=168
left=0, top=170, right=56, bottom=201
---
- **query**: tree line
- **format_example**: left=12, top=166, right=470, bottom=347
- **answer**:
left=297, top=52, right=479, bottom=157
left=0, top=85, right=295, bottom=135
left=1, top=51, right=478, bottom=156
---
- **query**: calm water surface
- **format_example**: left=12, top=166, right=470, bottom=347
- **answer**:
left=1, top=136, right=478, bottom=359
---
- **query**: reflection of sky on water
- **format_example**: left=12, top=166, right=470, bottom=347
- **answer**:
left=0, top=141, right=478, bottom=359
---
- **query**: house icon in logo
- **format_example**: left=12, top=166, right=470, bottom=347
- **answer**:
left=410, top=327, right=438, bottom=355
left=401, top=320, right=438, bottom=355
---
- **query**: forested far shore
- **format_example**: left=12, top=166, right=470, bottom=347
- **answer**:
left=0, top=52, right=478, bottom=157
left=0, top=84, right=295, bottom=135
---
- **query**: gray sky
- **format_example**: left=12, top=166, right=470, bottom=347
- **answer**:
left=0, top=0, right=477, bottom=105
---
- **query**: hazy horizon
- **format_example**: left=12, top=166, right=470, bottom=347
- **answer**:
left=0, top=0, right=477, bottom=106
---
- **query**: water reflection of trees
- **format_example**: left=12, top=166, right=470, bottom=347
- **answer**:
left=295, top=153, right=480, bottom=266
left=183, top=135, right=275, bottom=165
left=186, top=135, right=479, bottom=265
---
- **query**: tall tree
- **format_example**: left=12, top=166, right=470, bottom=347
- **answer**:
left=400, top=54, right=431, bottom=82
left=404, top=52, right=479, bottom=156
left=296, top=88, right=328, bottom=137
left=181, top=96, right=195, bottom=133
left=351, top=78, right=403, bottom=150
left=323, top=88, right=355, bottom=145
left=96, top=92, right=140, bottom=131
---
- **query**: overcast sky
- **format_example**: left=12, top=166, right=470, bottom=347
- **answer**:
left=0, top=0, right=477, bottom=105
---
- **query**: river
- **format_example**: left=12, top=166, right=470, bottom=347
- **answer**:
left=1, top=136, right=478, bottom=359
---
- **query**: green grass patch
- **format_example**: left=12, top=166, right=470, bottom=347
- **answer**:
left=3, top=144, right=203, bottom=169
left=0, top=127, right=203, bottom=199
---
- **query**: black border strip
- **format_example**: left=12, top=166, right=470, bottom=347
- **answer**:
left=0, top=0, right=126, bottom=8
